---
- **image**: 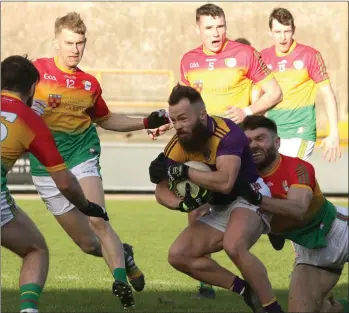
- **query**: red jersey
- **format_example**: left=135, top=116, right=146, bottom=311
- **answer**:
left=261, top=154, right=325, bottom=233
left=180, top=39, right=272, bottom=115
left=1, top=93, right=66, bottom=190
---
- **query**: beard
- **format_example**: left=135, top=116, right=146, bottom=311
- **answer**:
left=253, top=146, right=277, bottom=171
left=178, top=119, right=211, bottom=152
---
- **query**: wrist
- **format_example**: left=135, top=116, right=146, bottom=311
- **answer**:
left=243, top=106, right=253, bottom=116
left=183, top=164, right=189, bottom=179
left=143, top=118, right=148, bottom=129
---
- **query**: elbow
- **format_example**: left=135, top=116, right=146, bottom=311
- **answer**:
left=294, top=207, right=308, bottom=221
left=56, top=181, right=70, bottom=194
left=219, top=182, right=233, bottom=195
left=275, top=87, right=283, bottom=104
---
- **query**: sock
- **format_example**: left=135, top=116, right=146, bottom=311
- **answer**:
left=199, top=281, right=214, bottom=290
left=113, top=268, right=127, bottom=283
left=263, top=297, right=283, bottom=313
left=125, top=255, right=143, bottom=278
left=337, top=298, right=349, bottom=312
left=230, top=276, right=247, bottom=295
left=20, top=283, right=42, bottom=312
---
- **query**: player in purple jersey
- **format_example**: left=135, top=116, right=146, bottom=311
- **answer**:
left=149, top=85, right=285, bottom=313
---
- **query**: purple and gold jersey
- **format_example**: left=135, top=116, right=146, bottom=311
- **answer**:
left=164, top=115, right=259, bottom=205
left=260, top=41, right=330, bottom=141
left=180, top=39, right=272, bottom=115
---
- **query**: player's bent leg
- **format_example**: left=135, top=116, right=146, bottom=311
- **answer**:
left=168, top=220, right=236, bottom=290
left=224, top=204, right=282, bottom=313
left=289, top=264, right=340, bottom=312
left=1, top=204, right=49, bottom=313
left=188, top=204, right=215, bottom=299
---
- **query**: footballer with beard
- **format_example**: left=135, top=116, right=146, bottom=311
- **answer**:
left=149, top=84, right=285, bottom=313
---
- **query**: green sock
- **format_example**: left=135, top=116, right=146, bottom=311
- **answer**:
left=113, top=268, right=127, bottom=283
left=20, top=283, right=42, bottom=311
left=200, top=281, right=213, bottom=290
left=337, top=298, right=349, bottom=313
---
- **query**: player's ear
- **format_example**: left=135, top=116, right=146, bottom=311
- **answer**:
left=195, top=23, right=200, bottom=35
left=29, top=82, right=36, bottom=98
left=275, top=136, right=281, bottom=150
left=200, top=109, right=207, bottom=121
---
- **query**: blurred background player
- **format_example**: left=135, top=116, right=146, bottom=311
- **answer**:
left=255, top=8, right=341, bottom=163
left=29, top=12, right=169, bottom=308
left=240, top=115, right=348, bottom=313
left=149, top=85, right=285, bottom=313
left=176, top=3, right=283, bottom=298
left=1, top=55, right=109, bottom=313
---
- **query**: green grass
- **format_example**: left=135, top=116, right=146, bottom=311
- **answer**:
left=2, top=199, right=348, bottom=312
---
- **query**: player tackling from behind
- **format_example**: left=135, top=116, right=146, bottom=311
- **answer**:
left=240, top=115, right=348, bottom=313
left=149, top=84, right=285, bottom=313
left=29, top=12, right=170, bottom=309
left=1, top=55, right=108, bottom=313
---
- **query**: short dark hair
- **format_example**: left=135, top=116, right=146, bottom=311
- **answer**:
left=1, top=55, right=40, bottom=95
left=168, top=83, right=205, bottom=109
left=242, top=115, right=278, bottom=135
left=196, top=4, right=225, bottom=23
left=234, top=38, right=251, bottom=46
left=269, top=8, right=295, bottom=30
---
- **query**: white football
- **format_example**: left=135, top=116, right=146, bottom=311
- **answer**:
left=174, top=161, right=212, bottom=199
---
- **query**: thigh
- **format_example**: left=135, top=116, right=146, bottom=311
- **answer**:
left=1, top=204, right=47, bottom=257
left=289, top=264, right=340, bottom=312
left=170, top=220, right=224, bottom=258
left=79, top=176, right=105, bottom=208
left=225, top=205, right=265, bottom=250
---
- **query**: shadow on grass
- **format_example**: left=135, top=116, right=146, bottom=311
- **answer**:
left=2, top=283, right=348, bottom=313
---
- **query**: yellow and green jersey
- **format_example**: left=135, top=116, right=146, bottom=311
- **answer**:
left=30, top=57, right=111, bottom=176
left=260, top=41, right=330, bottom=141
left=180, top=39, right=272, bottom=115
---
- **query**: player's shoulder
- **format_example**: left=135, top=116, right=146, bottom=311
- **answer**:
left=212, top=116, right=245, bottom=140
left=259, top=45, right=274, bottom=58
left=181, top=45, right=204, bottom=61
left=281, top=154, right=315, bottom=172
left=75, top=68, right=100, bottom=85
left=164, top=134, right=182, bottom=158
left=33, top=57, right=54, bottom=68
left=295, top=42, right=320, bottom=55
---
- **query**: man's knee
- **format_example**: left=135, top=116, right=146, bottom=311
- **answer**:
left=76, top=235, right=102, bottom=256
left=168, top=242, right=188, bottom=270
left=223, top=238, right=247, bottom=264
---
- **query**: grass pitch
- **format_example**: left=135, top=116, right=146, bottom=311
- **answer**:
left=1, top=198, right=348, bottom=312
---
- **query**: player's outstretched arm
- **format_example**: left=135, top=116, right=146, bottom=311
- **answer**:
left=318, top=83, right=341, bottom=163
left=97, top=110, right=170, bottom=132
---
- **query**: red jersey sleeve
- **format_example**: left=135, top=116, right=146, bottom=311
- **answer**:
left=180, top=56, right=190, bottom=86
left=289, top=160, right=316, bottom=191
left=307, top=50, right=330, bottom=84
left=24, top=111, right=66, bottom=172
left=246, top=48, right=272, bottom=84
left=87, top=85, right=111, bottom=122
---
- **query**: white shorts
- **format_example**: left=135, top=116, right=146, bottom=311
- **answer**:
left=294, top=206, right=348, bottom=273
left=0, top=191, right=16, bottom=227
left=279, top=138, right=315, bottom=161
left=198, top=178, right=272, bottom=234
left=32, top=156, right=101, bottom=216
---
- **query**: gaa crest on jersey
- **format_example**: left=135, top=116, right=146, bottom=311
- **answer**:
left=83, top=80, right=92, bottom=91
left=203, top=149, right=211, bottom=161
left=193, top=80, right=203, bottom=92
left=293, top=60, right=304, bottom=70
left=48, top=94, right=62, bottom=108
left=224, top=58, right=237, bottom=68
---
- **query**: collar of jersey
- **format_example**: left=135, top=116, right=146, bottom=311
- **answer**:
left=206, top=115, right=216, bottom=135
left=1, top=91, right=21, bottom=101
left=275, top=40, right=297, bottom=57
left=261, top=154, right=282, bottom=177
left=54, top=56, right=77, bottom=73
left=203, top=39, right=229, bottom=56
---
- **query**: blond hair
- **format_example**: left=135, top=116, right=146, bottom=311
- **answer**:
left=54, top=12, right=87, bottom=37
